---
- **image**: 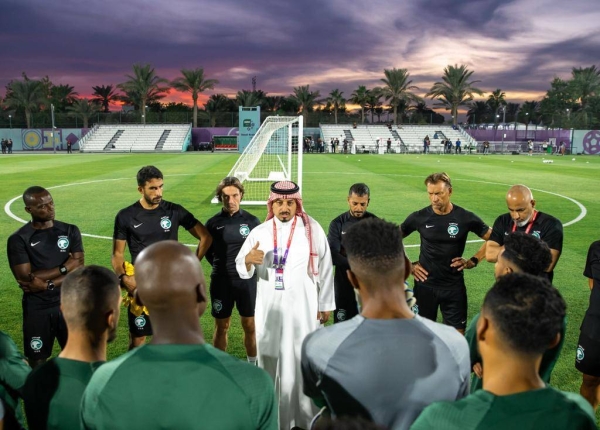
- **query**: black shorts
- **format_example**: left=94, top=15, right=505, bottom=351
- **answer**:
left=23, top=305, right=68, bottom=360
left=413, top=284, right=467, bottom=329
left=210, top=275, right=257, bottom=319
left=127, top=307, right=153, bottom=337
left=334, top=280, right=359, bottom=323
left=576, top=331, right=600, bottom=377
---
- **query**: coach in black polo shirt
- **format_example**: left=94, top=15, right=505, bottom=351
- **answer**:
left=7, top=186, right=84, bottom=368
left=486, top=184, right=563, bottom=282
left=328, top=183, right=377, bottom=323
left=401, top=172, right=491, bottom=334
left=206, top=177, right=260, bottom=363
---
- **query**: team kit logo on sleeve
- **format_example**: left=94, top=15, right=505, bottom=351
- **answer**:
left=134, top=315, right=147, bottom=328
left=239, top=224, right=250, bottom=237
left=532, top=231, right=541, bottom=239
left=30, top=337, right=43, bottom=351
left=160, top=217, right=172, bottom=231
left=447, top=223, right=459, bottom=237
left=57, top=236, right=70, bottom=250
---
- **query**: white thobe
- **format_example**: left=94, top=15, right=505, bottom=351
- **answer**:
left=236, top=215, right=335, bottom=430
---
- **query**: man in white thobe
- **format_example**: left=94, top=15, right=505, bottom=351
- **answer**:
left=236, top=180, right=335, bottom=430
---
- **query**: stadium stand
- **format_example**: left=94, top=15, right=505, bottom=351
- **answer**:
left=320, top=124, right=478, bottom=154
left=80, top=124, right=192, bottom=152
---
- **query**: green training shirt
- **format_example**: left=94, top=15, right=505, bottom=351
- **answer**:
left=0, top=331, right=31, bottom=430
left=410, top=387, right=596, bottom=430
left=81, top=343, right=277, bottom=430
left=23, top=357, right=103, bottom=430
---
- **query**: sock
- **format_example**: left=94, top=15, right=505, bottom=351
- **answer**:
left=247, top=356, right=258, bottom=365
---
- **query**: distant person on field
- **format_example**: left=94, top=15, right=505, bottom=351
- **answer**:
left=23, top=266, right=121, bottom=430
left=455, top=138, right=461, bottom=154
left=81, top=241, right=277, bottom=429
left=411, top=273, right=597, bottom=430
left=303, top=218, right=470, bottom=430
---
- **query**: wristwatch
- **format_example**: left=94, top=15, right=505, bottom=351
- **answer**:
left=47, top=280, right=56, bottom=291
left=59, top=264, right=68, bottom=275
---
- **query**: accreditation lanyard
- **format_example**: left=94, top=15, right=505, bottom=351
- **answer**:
left=512, top=210, right=539, bottom=234
left=272, top=216, right=297, bottom=290
left=273, top=216, right=297, bottom=269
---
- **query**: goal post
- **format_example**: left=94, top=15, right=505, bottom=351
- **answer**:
left=212, top=116, right=303, bottom=205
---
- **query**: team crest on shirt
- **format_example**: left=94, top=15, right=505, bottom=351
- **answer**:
left=134, top=315, right=147, bottom=328
left=57, top=236, right=69, bottom=250
left=337, top=309, right=347, bottom=321
left=30, top=337, right=43, bottom=351
left=532, top=231, right=541, bottom=239
left=239, top=224, right=250, bottom=237
left=577, top=345, right=585, bottom=361
left=447, top=223, right=459, bottom=237
left=160, top=217, right=172, bottom=231
left=213, top=300, right=223, bottom=313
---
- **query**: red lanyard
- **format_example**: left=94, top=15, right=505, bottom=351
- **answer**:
left=512, top=210, right=538, bottom=234
left=273, top=216, right=297, bottom=269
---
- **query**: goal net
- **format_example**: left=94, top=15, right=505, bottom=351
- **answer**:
left=213, top=116, right=303, bottom=205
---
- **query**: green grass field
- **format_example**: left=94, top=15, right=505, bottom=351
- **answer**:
left=1, top=152, right=599, bottom=411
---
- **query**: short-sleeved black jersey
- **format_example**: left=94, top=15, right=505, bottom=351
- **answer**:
left=582, top=241, right=600, bottom=340
left=7, top=221, right=84, bottom=308
left=205, top=209, right=260, bottom=277
left=113, top=200, right=198, bottom=263
left=328, top=211, right=378, bottom=288
left=489, top=211, right=563, bottom=281
left=401, top=205, right=489, bottom=289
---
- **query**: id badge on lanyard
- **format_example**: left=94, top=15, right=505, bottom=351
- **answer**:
left=272, top=217, right=297, bottom=291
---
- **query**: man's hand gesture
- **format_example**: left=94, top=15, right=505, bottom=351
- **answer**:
left=245, top=242, right=264, bottom=270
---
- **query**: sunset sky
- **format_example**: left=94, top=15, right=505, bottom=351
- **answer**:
left=2, top=0, right=599, bottom=117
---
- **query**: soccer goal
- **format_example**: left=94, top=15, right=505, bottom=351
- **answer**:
left=212, top=116, right=304, bottom=205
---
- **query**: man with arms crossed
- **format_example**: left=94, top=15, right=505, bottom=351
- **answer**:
left=7, top=186, right=85, bottom=368
left=112, top=165, right=212, bottom=349
left=328, top=183, right=377, bottom=323
left=412, top=273, right=596, bottom=430
left=82, top=241, right=276, bottom=430
left=303, top=218, right=469, bottom=430
left=400, top=173, right=490, bottom=334
left=206, top=177, right=261, bottom=363
left=486, top=184, right=563, bottom=282
left=23, top=265, right=121, bottom=430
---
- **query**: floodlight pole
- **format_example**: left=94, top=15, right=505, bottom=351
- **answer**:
left=8, top=115, right=12, bottom=129
left=51, top=104, right=56, bottom=153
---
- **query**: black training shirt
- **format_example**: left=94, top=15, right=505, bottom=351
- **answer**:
left=401, top=205, right=489, bottom=289
left=7, top=220, right=84, bottom=308
left=113, top=200, right=198, bottom=263
left=582, top=241, right=600, bottom=340
left=205, top=209, right=260, bottom=276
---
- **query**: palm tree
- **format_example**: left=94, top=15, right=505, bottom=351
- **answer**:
left=204, top=94, right=231, bottom=127
left=117, top=64, right=170, bottom=124
left=326, top=89, right=345, bottom=124
left=518, top=101, right=540, bottom=134
left=91, top=85, right=119, bottom=113
left=365, top=91, right=383, bottom=124
left=170, top=68, right=219, bottom=127
left=290, top=85, right=321, bottom=114
left=350, top=85, right=370, bottom=124
left=466, top=101, right=491, bottom=124
left=505, top=102, right=520, bottom=123
left=426, top=64, right=484, bottom=126
left=235, top=90, right=263, bottom=108
left=487, top=89, right=507, bottom=126
left=50, top=84, right=79, bottom=112
left=379, top=68, right=422, bottom=124
left=570, top=65, right=600, bottom=110
left=264, top=95, right=286, bottom=112
left=4, top=79, right=46, bottom=128
left=67, top=98, right=99, bottom=128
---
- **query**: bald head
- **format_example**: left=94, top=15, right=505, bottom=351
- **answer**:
left=135, top=241, right=206, bottom=315
left=506, top=185, right=536, bottom=227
